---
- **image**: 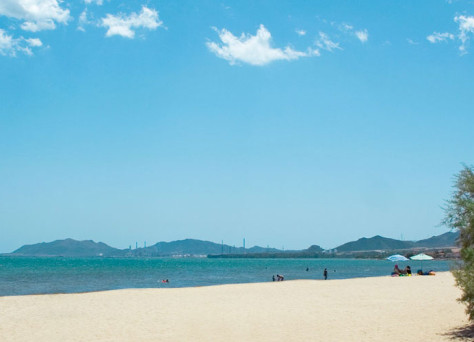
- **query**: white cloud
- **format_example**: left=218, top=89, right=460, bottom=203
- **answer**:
left=315, top=32, right=341, bottom=52
left=206, top=24, right=319, bottom=66
left=78, top=9, right=90, bottom=32
left=426, top=32, right=455, bottom=43
left=0, top=0, right=70, bottom=32
left=21, top=18, right=59, bottom=31
left=426, top=15, right=474, bottom=53
left=0, top=29, right=41, bottom=56
left=0, top=29, right=15, bottom=56
left=340, top=23, right=353, bottom=32
left=455, top=15, right=474, bottom=53
left=337, top=22, right=369, bottom=44
left=79, top=9, right=88, bottom=24
left=100, top=6, right=162, bottom=38
left=355, top=29, right=368, bottom=43
left=407, top=38, right=419, bottom=45
left=84, top=0, right=103, bottom=5
left=296, top=29, right=306, bottom=36
left=25, top=37, right=42, bottom=46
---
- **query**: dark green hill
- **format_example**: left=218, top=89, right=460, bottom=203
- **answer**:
left=414, top=231, right=459, bottom=248
left=12, top=238, right=124, bottom=257
left=305, top=245, right=324, bottom=253
left=132, top=239, right=283, bottom=257
left=9, top=238, right=284, bottom=257
left=139, top=239, right=228, bottom=256
left=335, top=235, right=415, bottom=252
left=333, top=232, right=459, bottom=252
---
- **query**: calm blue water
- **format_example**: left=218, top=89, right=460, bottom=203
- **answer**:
left=0, top=256, right=453, bottom=296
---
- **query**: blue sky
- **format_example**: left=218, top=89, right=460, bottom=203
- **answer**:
left=0, top=0, right=473, bottom=252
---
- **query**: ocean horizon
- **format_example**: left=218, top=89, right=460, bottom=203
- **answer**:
left=0, top=256, right=452, bottom=296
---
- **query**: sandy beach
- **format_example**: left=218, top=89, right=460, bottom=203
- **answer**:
left=0, top=272, right=470, bottom=342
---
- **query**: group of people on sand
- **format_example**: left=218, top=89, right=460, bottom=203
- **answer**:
left=392, top=264, right=411, bottom=276
left=392, top=264, right=436, bottom=276
left=417, top=270, right=436, bottom=276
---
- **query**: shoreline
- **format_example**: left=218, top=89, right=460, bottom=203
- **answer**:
left=0, top=272, right=469, bottom=341
left=0, top=269, right=455, bottom=298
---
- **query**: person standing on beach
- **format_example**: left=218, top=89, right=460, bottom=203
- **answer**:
left=323, top=268, right=328, bottom=280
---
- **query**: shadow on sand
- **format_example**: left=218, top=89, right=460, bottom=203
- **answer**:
left=443, top=324, right=474, bottom=341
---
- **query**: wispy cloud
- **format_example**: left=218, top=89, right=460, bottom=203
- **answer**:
left=25, top=37, right=42, bottom=47
left=0, top=0, right=70, bottom=32
left=427, top=15, right=474, bottom=54
left=340, top=23, right=353, bottom=32
left=455, top=15, right=474, bottom=53
left=78, top=9, right=89, bottom=32
left=355, top=29, right=368, bottom=43
left=84, top=0, right=103, bottom=5
left=206, top=24, right=319, bottom=66
left=0, top=29, right=42, bottom=56
left=407, top=38, right=419, bottom=45
left=336, top=22, right=369, bottom=43
left=315, top=32, right=341, bottom=52
left=100, top=6, right=163, bottom=38
left=426, top=32, right=455, bottom=43
left=0, top=29, right=17, bottom=56
left=295, top=29, right=306, bottom=36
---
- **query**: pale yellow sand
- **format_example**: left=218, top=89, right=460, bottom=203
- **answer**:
left=0, top=272, right=469, bottom=342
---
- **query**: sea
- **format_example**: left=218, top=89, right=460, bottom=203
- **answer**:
left=0, top=256, right=454, bottom=296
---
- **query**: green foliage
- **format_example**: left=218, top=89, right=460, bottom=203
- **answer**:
left=444, top=165, right=474, bottom=319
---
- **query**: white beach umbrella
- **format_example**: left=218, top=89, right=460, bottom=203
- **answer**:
left=386, top=254, right=409, bottom=262
left=410, top=253, right=434, bottom=271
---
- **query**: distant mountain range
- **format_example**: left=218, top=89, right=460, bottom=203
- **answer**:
left=9, top=238, right=285, bottom=258
left=12, top=239, right=123, bottom=257
left=334, top=232, right=459, bottom=252
left=6, top=231, right=459, bottom=258
left=414, top=232, right=459, bottom=248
